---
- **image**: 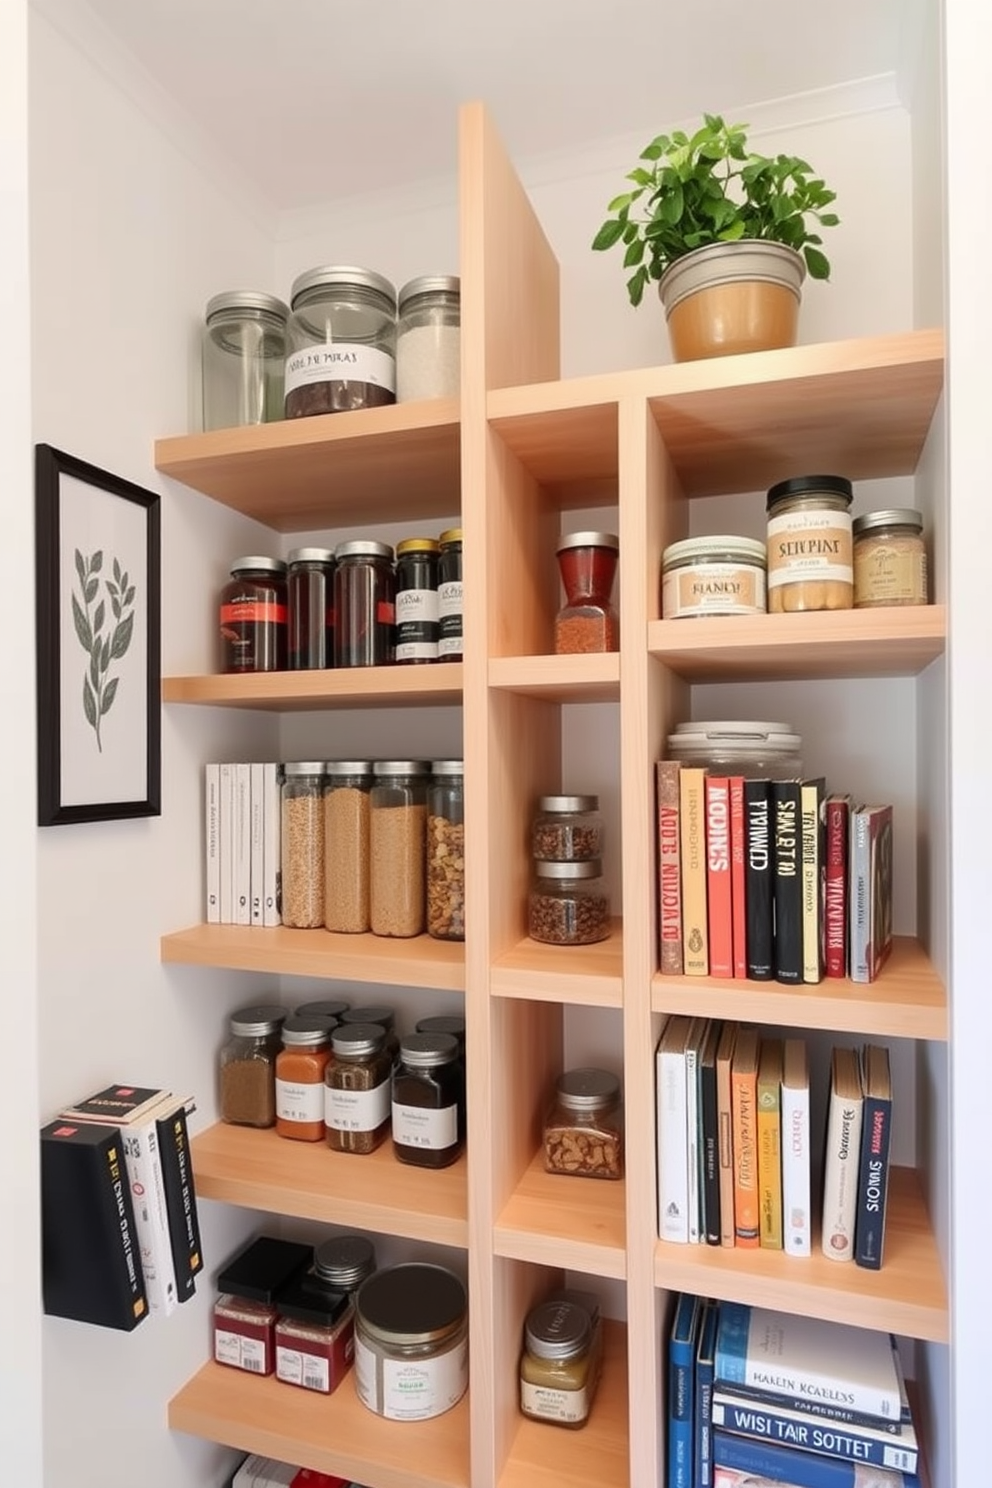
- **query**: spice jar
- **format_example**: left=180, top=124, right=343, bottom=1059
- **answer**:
left=295, top=999, right=351, bottom=1021
left=532, top=795, right=602, bottom=862
left=322, top=761, right=373, bottom=932
left=666, top=720, right=803, bottom=778
left=275, top=1283, right=354, bottom=1395
left=543, top=1068, right=623, bottom=1180
left=324, top=1023, right=393, bottom=1155
left=339, top=1004, right=400, bottom=1062
left=287, top=547, right=335, bottom=669
left=437, top=528, right=463, bottom=662
left=281, top=762, right=326, bottom=928
left=333, top=540, right=395, bottom=668
left=219, top=556, right=288, bottom=673
left=391, top=1032, right=465, bottom=1169
left=427, top=760, right=465, bottom=941
left=396, top=276, right=461, bottom=402
left=766, top=475, right=854, bottom=612
left=214, top=1234, right=313, bottom=1376
left=275, top=1016, right=334, bottom=1141
left=519, top=1299, right=600, bottom=1428
left=554, top=532, right=619, bottom=654
left=284, top=265, right=397, bottom=418
left=528, top=860, right=610, bottom=946
left=219, top=1003, right=287, bottom=1128
left=369, top=761, right=430, bottom=937
left=415, top=1014, right=466, bottom=1054
left=661, top=535, right=767, bottom=618
left=354, top=1263, right=468, bottom=1421
left=853, top=509, right=928, bottom=608
left=202, top=289, right=289, bottom=432
left=395, top=538, right=440, bottom=664
left=308, top=1234, right=378, bottom=1297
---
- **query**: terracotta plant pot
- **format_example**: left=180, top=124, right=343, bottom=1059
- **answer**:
left=658, top=240, right=807, bottom=362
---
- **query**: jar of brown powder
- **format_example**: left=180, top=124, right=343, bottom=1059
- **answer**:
left=219, top=1003, right=287, bottom=1128
left=369, top=761, right=430, bottom=937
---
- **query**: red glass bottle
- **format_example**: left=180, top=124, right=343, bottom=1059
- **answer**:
left=554, top=531, right=619, bottom=654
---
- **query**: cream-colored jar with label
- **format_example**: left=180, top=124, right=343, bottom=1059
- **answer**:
left=853, top=508, right=928, bottom=607
left=765, top=475, right=854, bottom=613
left=661, top=535, right=767, bottom=618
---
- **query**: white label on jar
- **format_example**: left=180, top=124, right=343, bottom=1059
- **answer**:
left=437, top=635, right=463, bottom=658
left=276, top=1344, right=329, bottom=1392
left=275, top=1078, right=324, bottom=1125
left=354, top=1331, right=379, bottom=1410
left=395, top=588, right=439, bottom=624
left=853, top=542, right=928, bottom=604
left=285, top=343, right=396, bottom=394
left=767, top=509, right=853, bottom=588
left=381, top=1337, right=468, bottom=1420
left=520, top=1378, right=589, bottom=1423
left=214, top=1328, right=267, bottom=1373
left=391, top=1100, right=459, bottom=1150
left=662, top=562, right=766, bottom=618
left=438, top=579, right=463, bottom=619
left=324, top=1078, right=391, bottom=1132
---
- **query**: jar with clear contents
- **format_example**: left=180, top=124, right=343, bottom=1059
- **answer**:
left=369, top=761, right=430, bottom=937
left=285, top=265, right=396, bottom=418
left=202, top=290, right=289, bottom=432
left=766, top=475, right=854, bottom=612
left=427, top=760, right=465, bottom=941
left=219, top=1004, right=287, bottom=1128
left=396, top=276, right=460, bottom=402
left=543, top=1067, right=623, bottom=1180
left=532, top=794, right=602, bottom=862
left=528, top=860, right=610, bottom=945
left=853, top=508, right=928, bottom=607
left=519, top=1299, right=600, bottom=1428
left=281, top=762, right=325, bottom=928
left=324, top=1023, right=393, bottom=1154
left=275, top=1016, right=333, bottom=1141
left=323, top=761, right=372, bottom=932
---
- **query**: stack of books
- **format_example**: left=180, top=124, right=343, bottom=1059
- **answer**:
left=656, top=760, right=893, bottom=985
left=205, top=761, right=282, bottom=927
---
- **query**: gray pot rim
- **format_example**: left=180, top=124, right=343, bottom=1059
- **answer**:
left=658, top=239, right=806, bottom=316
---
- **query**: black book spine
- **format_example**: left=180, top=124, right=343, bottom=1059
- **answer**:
left=156, top=1105, right=203, bottom=1301
left=700, top=1050, right=721, bottom=1245
left=771, top=779, right=803, bottom=984
left=854, top=1092, right=893, bottom=1270
left=743, top=780, right=773, bottom=979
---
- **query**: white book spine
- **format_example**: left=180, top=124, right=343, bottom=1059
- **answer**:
left=849, top=807, right=871, bottom=982
left=204, top=763, right=220, bottom=924
left=262, top=761, right=282, bottom=927
left=821, top=1082, right=864, bottom=1263
left=780, top=1073, right=811, bottom=1257
left=234, top=763, right=252, bottom=926
left=250, top=762, right=264, bottom=927
left=657, top=1039, right=689, bottom=1242
left=219, top=762, right=235, bottom=924
left=121, top=1118, right=178, bottom=1317
left=685, top=1024, right=703, bottom=1244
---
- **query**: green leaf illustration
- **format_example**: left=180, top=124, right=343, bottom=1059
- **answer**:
left=84, top=576, right=99, bottom=603
left=90, top=550, right=104, bottom=573
left=72, top=594, right=92, bottom=652
left=124, top=584, right=136, bottom=607
left=101, top=634, right=111, bottom=671
left=113, top=557, right=122, bottom=584
left=93, top=599, right=105, bottom=635
left=101, top=677, right=119, bottom=715
left=75, top=550, right=87, bottom=585
left=111, top=612, right=133, bottom=660
left=89, top=650, right=101, bottom=691
left=83, top=676, right=97, bottom=729
left=111, top=594, right=121, bottom=620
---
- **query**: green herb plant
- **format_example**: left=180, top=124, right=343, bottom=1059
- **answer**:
left=592, top=114, right=839, bottom=307
left=72, top=549, right=136, bottom=753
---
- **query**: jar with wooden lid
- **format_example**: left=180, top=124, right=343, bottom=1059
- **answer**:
left=528, top=860, right=610, bottom=945
left=275, top=1016, right=334, bottom=1141
left=853, top=508, right=928, bottom=607
left=281, top=762, right=326, bottom=928
left=543, top=1067, right=623, bottom=1180
left=765, top=474, right=854, bottom=612
left=324, top=1022, right=393, bottom=1154
left=519, top=1298, right=601, bottom=1428
left=219, top=1004, right=287, bottom=1128
left=661, top=535, right=767, bottom=618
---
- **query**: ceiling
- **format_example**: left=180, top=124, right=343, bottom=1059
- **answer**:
left=44, top=0, right=908, bottom=214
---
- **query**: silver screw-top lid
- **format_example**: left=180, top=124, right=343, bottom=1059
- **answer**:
left=537, top=795, right=599, bottom=813
left=399, top=1032, right=460, bottom=1069
left=431, top=760, right=464, bottom=776
left=287, top=547, right=335, bottom=564
left=372, top=760, right=431, bottom=776
left=229, top=1003, right=287, bottom=1036
left=290, top=264, right=397, bottom=308
left=525, top=1299, right=592, bottom=1360
left=555, top=1067, right=621, bottom=1112
left=852, top=508, right=924, bottom=537
left=230, top=555, right=287, bottom=576
left=340, top=1005, right=395, bottom=1030
left=282, top=761, right=327, bottom=777
left=314, top=1234, right=377, bottom=1290
left=333, top=539, right=394, bottom=561
left=323, top=760, right=373, bottom=778
left=206, top=289, right=289, bottom=323
left=556, top=531, right=619, bottom=553
left=398, top=275, right=461, bottom=311
left=280, top=1015, right=334, bottom=1047
left=534, top=859, right=603, bottom=880
left=295, top=1000, right=351, bottom=1020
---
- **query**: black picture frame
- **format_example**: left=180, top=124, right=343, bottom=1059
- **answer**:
left=35, top=444, right=161, bottom=826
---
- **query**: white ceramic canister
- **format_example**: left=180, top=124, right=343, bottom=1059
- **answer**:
left=661, top=535, right=767, bottom=618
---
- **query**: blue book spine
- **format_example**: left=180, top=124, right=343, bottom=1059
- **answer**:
left=669, top=1293, right=702, bottom=1488
left=694, top=1300, right=718, bottom=1488
left=712, top=1395, right=918, bottom=1474
left=713, top=1430, right=919, bottom=1488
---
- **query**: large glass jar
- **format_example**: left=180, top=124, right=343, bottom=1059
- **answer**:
left=287, top=547, right=335, bottom=670
left=395, top=537, right=440, bottom=664
left=369, top=761, right=430, bottom=937
left=323, top=761, right=373, bottom=932
left=396, top=275, right=461, bottom=402
left=324, top=1022, right=393, bottom=1155
left=275, top=1016, right=334, bottom=1142
left=274, top=1284, right=354, bottom=1396
left=202, top=289, right=289, bottom=432
left=354, top=1263, right=468, bottom=1422
left=519, top=1298, right=600, bottom=1429
left=391, top=1032, right=465, bottom=1169
left=281, top=762, right=326, bottom=928
left=437, top=528, right=463, bottom=662
left=333, top=540, right=396, bottom=668
left=528, top=860, right=610, bottom=945
left=427, top=760, right=464, bottom=941
left=554, top=532, right=619, bottom=654
left=543, top=1067, right=623, bottom=1180
left=219, top=1003, right=287, bottom=1128
left=666, top=720, right=803, bottom=779
left=285, top=265, right=397, bottom=418
left=219, top=556, right=287, bottom=673
left=766, top=474, right=854, bottom=612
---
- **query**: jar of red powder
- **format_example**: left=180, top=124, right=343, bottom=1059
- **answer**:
left=275, top=1281, right=355, bottom=1395
left=554, top=532, right=619, bottom=654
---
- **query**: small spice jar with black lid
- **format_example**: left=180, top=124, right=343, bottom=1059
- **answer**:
left=532, top=795, right=602, bottom=862
left=415, top=1014, right=466, bottom=1055
left=213, top=1234, right=313, bottom=1377
left=274, top=1282, right=354, bottom=1396
left=202, top=289, right=289, bottom=432
left=528, top=860, right=610, bottom=946
left=287, top=547, right=335, bottom=669
left=554, top=532, right=619, bottom=654
left=284, top=265, right=397, bottom=417
left=543, top=1068, right=623, bottom=1180
left=765, top=474, right=854, bottom=613
left=519, top=1298, right=601, bottom=1429
left=340, top=1004, right=400, bottom=1062
left=220, top=556, right=288, bottom=673
left=391, top=1032, right=465, bottom=1169
left=395, top=537, right=440, bottom=663
left=853, top=508, right=928, bottom=607
left=219, top=1003, right=287, bottom=1128
left=295, top=998, right=351, bottom=1022
left=354, top=1262, right=468, bottom=1421
left=333, top=540, right=396, bottom=668
left=324, top=1022, right=393, bottom=1155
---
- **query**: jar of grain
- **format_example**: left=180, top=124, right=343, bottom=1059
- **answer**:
left=853, top=508, right=928, bottom=607
left=281, top=762, right=326, bottom=928
left=219, top=1004, right=287, bottom=1128
left=765, top=475, right=854, bottom=612
left=323, top=761, right=373, bottom=933
left=532, top=795, right=602, bottom=862
left=554, top=532, right=619, bottom=653
left=369, top=760, right=430, bottom=937
left=427, top=760, right=464, bottom=941
left=396, top=276, right=460, bottom=402
left=391, top=1033, right=465, bottom=1169
left=285, top=265, right=397, bottom=418
left=543, top=1068, right=623, bottom=1180
left=275, top=1016, right=334, bottom=1141
left=528, top=860, right=610, bottom=946
left=324, top=1022, right=393, bottom=1155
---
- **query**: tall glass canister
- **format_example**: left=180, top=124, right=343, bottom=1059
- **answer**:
left=323, top=761, right=372, bottom=933
left=285, top=266, right=396, bottom=418
left=369, top=761, right=430, bottom=937
left=281, top=762, right=326, bottom=928
left=202, top=290, right=289, bottom=432
left=427, top=760, right=465, bottom=941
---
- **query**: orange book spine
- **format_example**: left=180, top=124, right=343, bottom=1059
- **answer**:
left=731, top=1028, right=760, bottom=1248
left=705, top=776, right=733, bottom=978
left=679, top=766, right=708, bottom=975
left=656, top=761, right=683, bottom=974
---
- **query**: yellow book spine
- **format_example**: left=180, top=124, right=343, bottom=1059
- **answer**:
left=679, top=767, right=709, bottom=975
left=757, top=1038, right=783, bottom=1250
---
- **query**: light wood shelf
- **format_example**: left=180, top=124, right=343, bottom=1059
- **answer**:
left=491, top=921, right=624, bottom=1007
left=651, top=937, right=948, bottom=1041
left=494, top=1150, right=626, bottom=1279
left=161, top=923, right=465, bottom=989
left=169, top=1361, right=470, bottom=1488
left=191, top=1122, right=468, bottom=1248
left=163, top=664, right=463, bottom=710
left=654, top=1166, right=948, bottom=1343
left=489, top=652, right=620, bottom=701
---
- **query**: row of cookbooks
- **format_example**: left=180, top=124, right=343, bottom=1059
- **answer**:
left=657, top=1018, right=893, bottom=1270
left=40, top=1083, right=204, bottom=1331
left=204, top=761, right=282, bottom=925
left=668, top=1294, right=925, bottom=1488
left=656, top=761, right=894, bottom=984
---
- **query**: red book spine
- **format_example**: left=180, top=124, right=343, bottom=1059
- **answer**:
left=729, top=776, right=747, bottom=978
left=705, top=776, right=733, bottom=978
left=824, top=795, right=850, bottom=978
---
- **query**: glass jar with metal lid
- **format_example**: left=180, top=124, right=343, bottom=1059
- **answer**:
left=284, top=265, right=397, bottom=418
left=275, top=1016, right=334, bottom=1142
left=324, top=1022, right=393, bottom=1155
left=281, top=762, right=326, bottom=928
left=666, top=720, right=803, bottom=778
left=354, top=1262, right=468, bottom=1421
left=396, top=275, right=460, bottom=402
left=519, top=1298, right=600, bottom=1428
left=287, top=547, right=335, bottom=670
left=323, top=761, right=373, bottom=933
left=333, top=540, right=395, bottom=667
left=219, top=1003, right=288, bottom=1128
left=202, top=289, right=289, bottom=432
left=309, top=1234, right=378, bottom=1296
left=543, top=1067, right=623, bottom=1180
left=395, top=537, right=440, bottom=664
left=392, top=1032, right=465, bottom=1169
left=339, top=1004, right=400, bottom=1061
left=427, top=760, right=465, bottom=941
left=437, top=528, right=463, bottom=661
left=661, top=534, right=767, bottom=618
left=528, top=860, right=610, bottom=946
left=853, top=508, right=928, bottom=608
left=766, top=474, right=854, bottom=612
left=554, top=531, right=620, bottom=654
left=369, top=761, right=430, bottom=937
left=532, top=794, right=602, bottom=862
left=219, top=556, right=288, bottom=673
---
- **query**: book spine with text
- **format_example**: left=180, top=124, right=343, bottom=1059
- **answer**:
left=121, top=1114, right=179, bottom=1316
left=821, top=1053, right=864, bottom=1263
left=729, top=777, right=747, bottom=979
left=262, top=761, right=282, bottom=927
left=801, top=777, right=826, bottom=984
left=204, top=762, right=220, bottom=924
left=234, top=762, right=252, bottom=926
left=824, top=795, right=850, bottom=977
left=743, top=780, right=773, bottom=979
left=695, top=1299, right=718, bottom=1488
left=669, top=1293, right=702, bottom=1488
left=849, top=806, right=871, bottom=982
left=772, top=779, right=803, bottom=984
left=716, top=1022, right=738, bottom=1248
left=700, top=1022, right=722, bottom=1247
left=680, top=767, right=709, bottom=975
left=713, top=1429, right=917, bottom=1488
left=657, top=760, right=683, bottom=974
left=250, top=761, right=264, bottom=926
left=711, top=1393, right=918, bottom=1473
left=756, top=1038, right=783, bottom=1250
left=705, top=776, right=733, bottom=978
left=780, top=1039, right=811, bottom=1257
left=657, top=1018, right=691, bottom=1243
left=156, top=1101, right=203, bottom=1301
left=855, top=1089, right=893, bottom=1271
left=731, top=1029, right=760, bottom=1248
left=219, top=761, right=235, bottom=924
left=686, top=1019, right=707, bottom=1244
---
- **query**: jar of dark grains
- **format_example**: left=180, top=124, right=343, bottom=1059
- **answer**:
left=528, top=859, right=610, bottom=945
left=532, top=794, right=602, bottom=862
left=324, top=1022, right=393, bottom=1154
left=219, top=1003, right=287, bottom=1128
left=275, top=1016, right=334, bottom=1142
left=202, top=289, right=289, bottom=432
left=285, top=265, right=397, bottom=418
left=437, top=528, right=463, bottom=661
left=323, top=761, right=373, bottom=933
left=369, top=761, right=430, bottom=937
left=287, top=547, right=335, bottom=669
left=427, top=760, right=465, bottom=941
left=339, top=1004, right=400, bottom=1062
left=391, top=1032, right=465, bottom=1169
left=543, top=1068, right=623, bottom=1180
left=394, top=537, right=440, bottom=664
left=554, top=532, right=619, bottom=654
left=281, top=762, right=326, bottom=928
left=333, top=540, right=395, bottom=668
left=220, top=556, right=288, bottom=673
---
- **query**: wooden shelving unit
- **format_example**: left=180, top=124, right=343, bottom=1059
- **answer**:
left=158, top=103, right=948, bottom=1488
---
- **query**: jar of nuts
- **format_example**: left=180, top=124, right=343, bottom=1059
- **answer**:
left=765, top=474, right=854, bottom=612
left=528, top=859, right=610, bottom=945
left=543, top=1068, right=623, bottom=1180
left=532, top=794, right=602, bottom=862
left=427, top=760, right=464, bottom=941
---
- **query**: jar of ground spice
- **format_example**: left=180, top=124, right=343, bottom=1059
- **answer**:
left=369, top=761, right=430, bottom=937
left=284, top=265, right=397, bottom=418
left=274, top=1283, right=354, bottom=1396
left=323, top=761, right=373, bottom=933
left=554, top=532, right=619, bottom=654
left=219, top=1003, right=287, bottom=1128
left=427, top=760, right=465, bottom=942
left=275, top=1016, right=334, bottom=1142
left=324, top=1022, right=393, bottom=1155
left=391, top=1032, right=465, bottom=1169
left=281, top=762, right=326, bottom=929
left=528, top=860, right=610, bottom=946
left=396, top=276, right=461, bottom=402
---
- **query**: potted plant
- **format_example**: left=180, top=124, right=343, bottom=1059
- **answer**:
left=592, top=115, right=839, bottom=361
